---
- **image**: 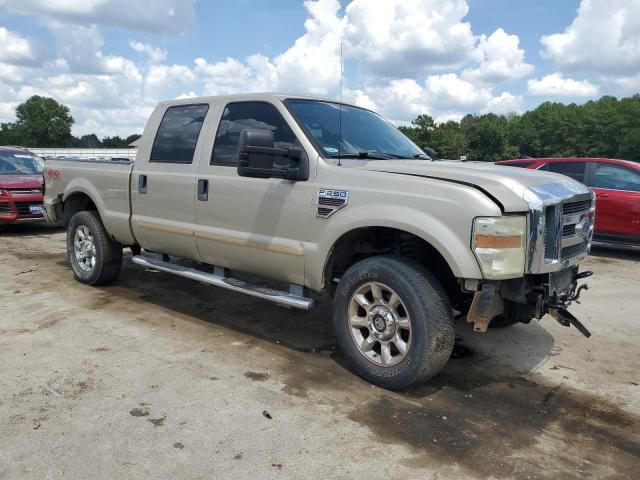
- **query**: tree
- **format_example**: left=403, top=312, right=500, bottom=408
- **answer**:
left=13, top=96, right=74, bottom=147
left=102, top=136, right=127, bottom=148
left=0, top=122, right=24, bottom=145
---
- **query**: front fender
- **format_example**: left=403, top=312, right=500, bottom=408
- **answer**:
left=305, top=204, right=484, bottom=291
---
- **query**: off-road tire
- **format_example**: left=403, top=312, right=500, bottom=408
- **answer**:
left=67, top=210, right=122, bottom=285
left=333, top=255, right=455, bottom=390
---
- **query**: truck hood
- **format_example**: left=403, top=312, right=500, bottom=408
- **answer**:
left=357, top=160, right=589, bottom=212
left=0, top=174, right=43, bottom=190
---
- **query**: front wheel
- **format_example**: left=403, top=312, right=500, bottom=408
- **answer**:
left=333, top=256, right=455, bottom=390
left=67, top=210, right=122, bottom=285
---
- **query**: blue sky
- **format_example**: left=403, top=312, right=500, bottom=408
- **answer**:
left=0, top=0, right=638, bottom=137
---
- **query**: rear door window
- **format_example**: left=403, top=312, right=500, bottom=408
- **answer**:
left=150, top=104, right=209, bottom=164
left=590, top=163, right=640, bottom=192
left=539, top=162, right=587, bottom=183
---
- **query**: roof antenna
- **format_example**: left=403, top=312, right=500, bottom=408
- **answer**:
left=338, top=41, right=343, bottom=167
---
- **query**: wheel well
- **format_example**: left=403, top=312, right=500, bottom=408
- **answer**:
left=62, top=193, right=97, bottom=227
left=324, top=227, right=461, bottom=303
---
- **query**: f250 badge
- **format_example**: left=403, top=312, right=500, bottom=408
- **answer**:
left=316, top=189, right=349, bottom=219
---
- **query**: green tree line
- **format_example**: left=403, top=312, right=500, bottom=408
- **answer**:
left=0, top=95, right=140, bottom=149
left=399, top=94, right=640, bottom=162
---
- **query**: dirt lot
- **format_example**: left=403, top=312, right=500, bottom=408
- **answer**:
left=1, top=224, right=639, bottom=480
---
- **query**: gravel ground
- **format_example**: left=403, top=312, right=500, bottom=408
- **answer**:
left=1, top=223, right=639, bottom=480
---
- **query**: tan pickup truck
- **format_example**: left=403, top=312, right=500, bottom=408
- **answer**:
left=43, top=93, right=595, bottom=389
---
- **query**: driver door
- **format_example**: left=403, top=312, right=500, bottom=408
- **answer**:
left=194, top=101, right=312, bottom=284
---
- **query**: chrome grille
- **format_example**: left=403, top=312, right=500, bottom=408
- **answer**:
left=562, top=240, right=590, bottom=260
left=525, top=182, right=595, bottom=274
left=543, top=205, right=561, bottom=261
left=558, top=199, right=594, bottom=260
left=562, top=224, right=575, bottom=237
left=543, top=198, right=593, bottom=262
left=0, top=203, right=11, bottom=214
left=562, top=200, right=591, bottom=215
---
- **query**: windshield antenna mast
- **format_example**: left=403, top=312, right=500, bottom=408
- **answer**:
left=338, top=41, right=343, bottom=166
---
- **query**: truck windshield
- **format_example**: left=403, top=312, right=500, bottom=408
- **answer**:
left=0, top=152, right=44, bottom=175
left=286, top=99, right=429, bottom=160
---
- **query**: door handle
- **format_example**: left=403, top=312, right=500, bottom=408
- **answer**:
left=596, top=192, right=608, bottom=198
left=197, top=179, right=209, bottom=201
left=138, top=174, right=147, bottom=194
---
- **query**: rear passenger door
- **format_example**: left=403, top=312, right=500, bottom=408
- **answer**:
left=194, top=101, right=311, bottom=285
left=131, top=103, right=209, bottom=259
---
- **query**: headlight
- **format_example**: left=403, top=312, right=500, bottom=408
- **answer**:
left=472, top=216, right=526, bottom=280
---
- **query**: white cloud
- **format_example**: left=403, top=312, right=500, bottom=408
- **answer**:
left=0, top=26, right=38, bottom=65
left=0, top=0, right=196, bottom=34
left=130, top=42, right=167, bottom=64
left=527, top=73, right=599, bottom=97
left=344, top=0, right=476, bottom=76
left=355, top=74, right=522, bottom=123
left=464, top=28, right=533, bottom=84
left=425, top=73, right=493, bottom=111
left=541, top=0, right=640, bottom=75
left=482, top=92, right=523, bottom=115
left=357, top=79, right=430, bottom=121
left=194, top=0, right=343, bottom=97
left=145, top=64, right=195, bottom=99
left=540, top=0, right=640, bottom=97
left=271, top=0, right=343, bottom=94
left=0, top=0, right=541, bottom=138
left=600, top=73, right=640, bottom=97
left=0, top=62, right=27, bottom=82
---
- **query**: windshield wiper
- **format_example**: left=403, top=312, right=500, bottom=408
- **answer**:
left=330, top=151, right=394, bottom=160
left=331, top=151, right=431, bottom=160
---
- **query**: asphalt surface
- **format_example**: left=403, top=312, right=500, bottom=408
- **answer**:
left=1, top=223, right=639, bottom=479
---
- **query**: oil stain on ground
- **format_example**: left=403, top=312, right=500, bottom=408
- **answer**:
left=244, top=371, right=270, bottom=381
left=348, top=360, right=640, bottom=479
left=147, top=416, right=166, bottom=427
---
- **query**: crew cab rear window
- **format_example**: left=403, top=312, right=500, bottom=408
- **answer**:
left=539, top=161, right=587, bottom=183
left=211, top=102, right=298, bottom=167
left=150, top=104, right=209, bottom=164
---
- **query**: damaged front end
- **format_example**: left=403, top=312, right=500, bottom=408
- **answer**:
left=466, top=181, right=596, bottom=337
left=466, top=268, right=593, bottom=337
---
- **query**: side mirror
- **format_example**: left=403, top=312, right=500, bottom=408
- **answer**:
left=237, top=129, right=307, bottom=181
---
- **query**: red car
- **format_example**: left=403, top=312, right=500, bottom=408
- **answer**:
left=499, top=157, right=640, bottom=246
left=0, top=147, right=45, bottom=225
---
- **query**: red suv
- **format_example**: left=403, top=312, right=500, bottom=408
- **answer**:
left=0, top=147, right=45, bottom=225
left=498, top=158, right=640, bottom=246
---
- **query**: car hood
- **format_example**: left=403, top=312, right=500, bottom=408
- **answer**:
left=0, top=174, right=43, bottom=190
left=356, top=160, right=591, bottom=212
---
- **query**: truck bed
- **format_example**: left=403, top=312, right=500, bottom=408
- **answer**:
left=43, top=158, right=136, bottom=245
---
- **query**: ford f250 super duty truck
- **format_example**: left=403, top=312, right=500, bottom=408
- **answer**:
left=43, top=93, right=595, bottom=389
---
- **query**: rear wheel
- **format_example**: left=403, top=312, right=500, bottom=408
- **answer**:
left=333, top=256, right=455, bottom=390
left=67, top=210, right=122, bottom=285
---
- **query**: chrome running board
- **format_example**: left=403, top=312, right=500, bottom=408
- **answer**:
left=131, top=255, right=314, bottom=310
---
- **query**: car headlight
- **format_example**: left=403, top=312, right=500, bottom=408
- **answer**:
left=472, top=216, right=526, bottom=280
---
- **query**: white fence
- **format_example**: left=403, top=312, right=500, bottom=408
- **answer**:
left=29, top=148, right=137, bottom=160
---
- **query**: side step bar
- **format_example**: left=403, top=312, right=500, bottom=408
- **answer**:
left=131, top=255, right=314, bottom=311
